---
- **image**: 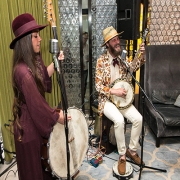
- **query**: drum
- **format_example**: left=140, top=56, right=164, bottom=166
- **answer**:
left=112, top=161, right=133, bottom=179
left=41, top=107, right=88, bottom=179
left=110, top=78, right=134, bottom=110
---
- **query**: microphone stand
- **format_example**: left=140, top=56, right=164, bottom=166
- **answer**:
left=50, top=23, right=71, bottom=179
left=54, top=61, right=71, bottom=180
left=50, top=38, right=71, bottom=179
left=121, top=58, right=167, bottom=179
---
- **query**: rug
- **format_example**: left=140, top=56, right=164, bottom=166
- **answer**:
left=0, top=124, right=180, bottom=180
left=76, top=123, right=180, bottom=180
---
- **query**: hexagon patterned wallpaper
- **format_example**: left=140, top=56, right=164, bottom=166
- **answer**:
left=149, top=0, right=180, bottom=45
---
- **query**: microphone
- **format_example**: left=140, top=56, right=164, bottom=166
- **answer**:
left=121, top=49, right=129, bottom=68
left=49, top=39, right=60, bottom=73
left=121, top=49, right=127, bottom=60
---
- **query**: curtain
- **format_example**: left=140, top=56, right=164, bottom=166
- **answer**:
left=0, top=0, right=62, bottom=162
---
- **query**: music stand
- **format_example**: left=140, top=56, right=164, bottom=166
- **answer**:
left=121, top=58, right=167, bottom=179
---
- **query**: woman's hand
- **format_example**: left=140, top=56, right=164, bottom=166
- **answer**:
left=57, top=109, right=71, bottom=125
left=47, top=51, right=65, bottom=77
left=58, top=51, right=64, bottom=61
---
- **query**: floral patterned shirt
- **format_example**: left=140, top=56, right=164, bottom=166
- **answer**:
left=95, top=50, right=145, bottom=116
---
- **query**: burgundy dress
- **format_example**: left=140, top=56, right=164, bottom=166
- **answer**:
left=13, top=56, right=59, bottom=180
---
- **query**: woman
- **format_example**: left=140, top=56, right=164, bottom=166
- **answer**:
left=10, top=13, right=70, bottom=179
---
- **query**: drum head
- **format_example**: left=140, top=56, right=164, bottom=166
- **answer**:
left=112, top=161, right=133, bottom=178
left=48, top=107, right=88, bottom=178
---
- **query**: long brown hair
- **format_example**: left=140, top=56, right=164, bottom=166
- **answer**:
left=12, top=33, right=45, bottom=141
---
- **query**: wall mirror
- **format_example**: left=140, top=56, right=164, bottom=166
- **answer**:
left=58, top=0, right=117, bottom=117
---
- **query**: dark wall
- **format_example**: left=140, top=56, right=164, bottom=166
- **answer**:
left=117, top=0, right=141, bottom=40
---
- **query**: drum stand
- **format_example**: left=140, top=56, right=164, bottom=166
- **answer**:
left=0, top=146, right=17, bottom=178
left=0, top=159, right=17, bottom=177
left=0, top=140, right=4, bottom=164
left=121, top=59, right=167, bottom=180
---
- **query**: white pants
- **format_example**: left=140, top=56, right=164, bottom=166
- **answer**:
left=103, top=101, right=142, bottom=155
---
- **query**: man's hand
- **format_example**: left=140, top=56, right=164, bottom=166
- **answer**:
left=110, top=88, right=127, bottom=99
left=139, top=43, right=145, bottom=58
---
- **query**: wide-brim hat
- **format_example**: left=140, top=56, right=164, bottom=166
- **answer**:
left=101, top=26, right=123, bottom=47
left=10, top=13, right=48, bottom=49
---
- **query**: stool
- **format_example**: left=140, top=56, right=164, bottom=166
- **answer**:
left=100, top=115, right=117, bottom=154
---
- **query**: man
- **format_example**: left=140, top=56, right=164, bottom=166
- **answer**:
left=95, top=26, right=145, bottom=175
left=83, top=32, right=89, bottom=102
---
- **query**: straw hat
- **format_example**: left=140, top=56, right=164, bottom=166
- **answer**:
left=10, top=13, right=48, bottom=49
left=101, top=26, right=123, bottom=47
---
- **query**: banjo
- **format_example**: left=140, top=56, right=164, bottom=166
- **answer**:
left=110, top=78, right=135, bottom=110
left=110, top=29, right=149, bottom=110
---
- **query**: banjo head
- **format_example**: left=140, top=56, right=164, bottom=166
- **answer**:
left=110, top=79, right=134, bottom=109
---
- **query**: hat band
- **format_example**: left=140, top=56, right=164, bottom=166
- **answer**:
left=14, top=20, right=37, bottom=37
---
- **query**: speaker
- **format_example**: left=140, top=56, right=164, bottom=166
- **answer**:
left=117, top=0, right=141, bottom=40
